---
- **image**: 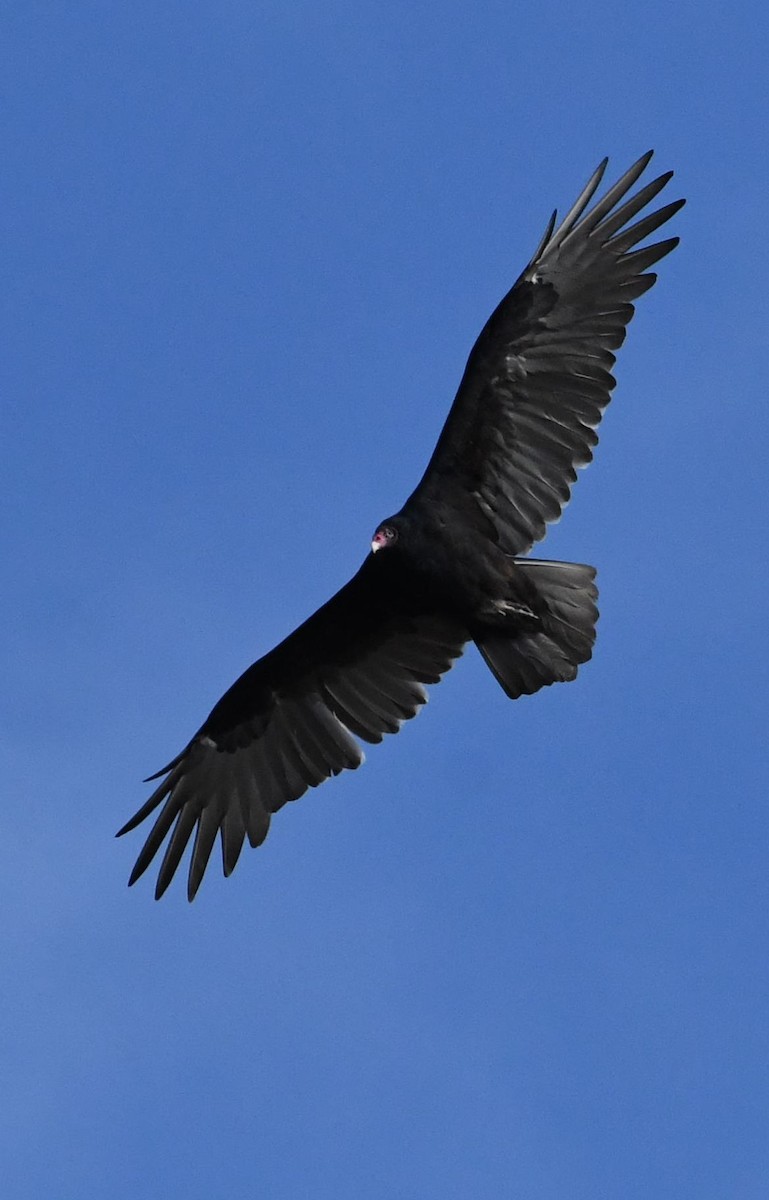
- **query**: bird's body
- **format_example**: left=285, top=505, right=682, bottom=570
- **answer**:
left=119, top=152, right=684, bottom=899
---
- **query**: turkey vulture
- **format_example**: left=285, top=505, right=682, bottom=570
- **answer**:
left=119, top=151, right=684, bottom=900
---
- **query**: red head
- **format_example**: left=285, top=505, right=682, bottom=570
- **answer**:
left=371, top=524, right=398, bottom=553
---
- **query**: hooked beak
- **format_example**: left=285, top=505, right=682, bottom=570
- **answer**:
left=371, top=538, right=382, bottom=553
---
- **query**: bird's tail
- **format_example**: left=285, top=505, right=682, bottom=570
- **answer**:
left=474, top=560, right=598, bottom=699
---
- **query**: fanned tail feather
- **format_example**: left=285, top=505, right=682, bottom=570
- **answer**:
left=475, top=560, right=598, bottom=699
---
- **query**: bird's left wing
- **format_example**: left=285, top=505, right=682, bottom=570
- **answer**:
left=118, top=556, right=465, bottom=900
left=407, top=152, right=685, bottom=555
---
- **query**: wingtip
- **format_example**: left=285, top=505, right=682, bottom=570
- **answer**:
left=154, top=874, right=173, bottom=902
left=116, top=817, right=136, bottom=838
left=186, top=863, right=205, bottom=901
left=531, top=208, right=559, bottom=262
left=127, top=863, right=143, bottom=888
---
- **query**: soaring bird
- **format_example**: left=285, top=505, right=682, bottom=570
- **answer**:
left=119, top=152, right=684, bottom=900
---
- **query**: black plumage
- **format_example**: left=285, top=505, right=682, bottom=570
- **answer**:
left=119, top=152, right=684, bottom=899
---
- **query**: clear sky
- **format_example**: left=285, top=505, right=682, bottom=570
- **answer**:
left=3, top=3, right=767, bottom=1198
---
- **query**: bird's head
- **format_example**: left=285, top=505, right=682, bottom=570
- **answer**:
left=371, top=520, right=400, bottom=553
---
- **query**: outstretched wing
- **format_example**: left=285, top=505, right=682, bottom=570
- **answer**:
left=407, top=151, right=685, bottom=555
left=118, top=555, right=465, bottom=900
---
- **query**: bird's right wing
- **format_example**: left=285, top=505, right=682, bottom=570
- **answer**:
left=118, top=555, right=465, bottom=900
left=408, top=152, right=685, bottom=555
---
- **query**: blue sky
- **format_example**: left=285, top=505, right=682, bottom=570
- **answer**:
left=3, top=3, right=767, bottom=1197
